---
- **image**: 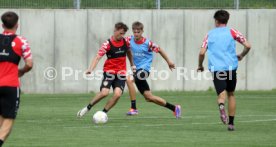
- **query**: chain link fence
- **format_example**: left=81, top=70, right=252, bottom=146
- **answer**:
left=0, top=0, right=275, bottom=9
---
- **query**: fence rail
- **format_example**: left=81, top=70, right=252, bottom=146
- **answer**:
left=0, top=0, right=275, bottom=9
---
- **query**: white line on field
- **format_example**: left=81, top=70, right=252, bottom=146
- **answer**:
left=23, top=114, right=276, bottom=123
left=110, top=114, right=276, bottom=120
left=238, top=118, right=276, bottom=123
left=63, top=118, right=276, bottom=129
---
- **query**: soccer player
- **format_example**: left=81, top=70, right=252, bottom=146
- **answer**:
left=0, top=11, right=33, bottom=146
left=77, top=22, right=134, bottom=118
left=197, top=10, right=251, bottom=131
left=125, top=21, right=181, bottom=118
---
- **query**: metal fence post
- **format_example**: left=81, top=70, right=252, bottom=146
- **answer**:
left=234, top=0, right=240, bottom=9
left=156, top=0, right=161, bottom=9
left=74, top=0, right=81, bottom=9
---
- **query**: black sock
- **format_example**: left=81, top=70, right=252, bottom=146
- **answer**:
left=87, top=104, right=93, bottom=110
left=164, top=102, right=175, bottom=112
left=229, top=116, right=234, bottom=125
left=218, top=103, right=225, bottom=110
left=102, top=108, right=108, bottom=113
left=131, top=100, right=137, bottom=109
left=0, top=139, right=4, bottom=147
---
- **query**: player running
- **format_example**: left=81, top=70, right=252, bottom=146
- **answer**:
left=197, top=10, right=251, bottom=131
left=125, top=21, right=181, bottom=118
left=77, top=22, right=134, bottom=118
left=0, top=11, right=33, bottom=146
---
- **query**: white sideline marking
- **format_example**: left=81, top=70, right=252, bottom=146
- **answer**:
left=238, top=118, right=276, bottom=123
left=63, top=118, right=276, bottom=129
left=111, top=114, right=276, bottom=120
left=24, top=115, right=276, bottom=123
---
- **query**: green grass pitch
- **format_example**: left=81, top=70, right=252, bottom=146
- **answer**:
left=5, top=91, right=276, bottom=147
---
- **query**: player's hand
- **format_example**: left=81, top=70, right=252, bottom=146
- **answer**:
left=237, top=54, right=243, bottom=61
left=85, top=69, right=92, bottom=75
left=168, top=61, right=175, bottom=71
left=197, top=66, right=204, bottom=72
left=18, top=69, right=25, bottom=77
left=131, top=66, right=137, bottom=73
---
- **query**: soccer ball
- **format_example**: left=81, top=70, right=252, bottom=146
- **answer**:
left=92, top=111, right=108, bottom=124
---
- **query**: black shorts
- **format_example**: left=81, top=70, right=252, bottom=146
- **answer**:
left=0, top=86, right=20, bottom=119
left=212, top=70, right=237, bottom=95
left=100, top=72, right=126, bottom=92
left=134, top=69, right=150, bottom=95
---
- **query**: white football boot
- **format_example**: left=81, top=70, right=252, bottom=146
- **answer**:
left=77, top=107, right=89, bottom=118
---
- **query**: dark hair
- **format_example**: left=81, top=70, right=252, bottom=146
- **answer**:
left=214, top=10, right=230, bottom=24
left=132, top=21, right=144, bottom=30
left=115, top=22, right=128, bottom=32
left=1, top=11, right=19, bottom=29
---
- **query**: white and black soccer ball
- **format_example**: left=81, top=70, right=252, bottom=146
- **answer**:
left=92, top=111, right=108, bottom=124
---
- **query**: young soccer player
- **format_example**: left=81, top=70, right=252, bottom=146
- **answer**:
left=0, top=11, right=33, bottom=146
left=125, top=21, right=181, bottom=118
left=197, top=10, right=251, bottom=131
left=77, top=22, right=134, bottom=118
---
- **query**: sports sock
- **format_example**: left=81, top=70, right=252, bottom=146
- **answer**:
left=131, top=100, right=137, bottom=109
left=102, top=108, right=108, bottom=113
left=229, top=116, right=235, bottom=125
left=87, top=104, right=93, bottom=110
left=0, top=139, right=4, bottom=147
left=164, top=102, right=175, bottom=112
left=218, top=103, right=225, bottom=110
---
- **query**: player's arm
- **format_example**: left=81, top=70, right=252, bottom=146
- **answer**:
left=127, top=49, right=134, bottom=66
left=197, top=34, right=208, bottom=72
left=86, top=54, right=102, bottom=74
left=86, top=41, right=109, bottom=74
left=231, top=28, right=251, bottom=61
left=18, top=58, right=33, bottom=77
left=158, top=48, right=175, bottom=71
left=125, top=36, right=136, bottom=72
left=18, top=37, right=33, bottom=77
left=127, top=49, right=136, bottom=72
left=149, top=41, right=175, bottom=70
left=197, top=47, right=207, bottom=72
left=237, top=41, right=251, bottom=61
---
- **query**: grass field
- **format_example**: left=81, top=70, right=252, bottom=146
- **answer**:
left=0, top=0, right=275, bottom=9
left=4, top=90, right=276, bottom=147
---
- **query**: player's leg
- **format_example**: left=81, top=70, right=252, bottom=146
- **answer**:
left=142, top=90, right=181, bottom=118
left=0, top=115, right=3, bottom=146
left=217, top=91, right=228, bottom=124
left=89, top=88, right=110, bottom=108
left=213, top=71, right=228, bottom=124
left=227, top=92, right=236, bottom=131
left=77, top=88, right=110, bottom=118
left=77, top=72, right=113, bottom=118
left=126, top=75, right=138, bottom=115
left=102, top=75, right=126, bottom=113
left=134, top=70, right=181, bottom=118
left=143, top=90, right=166, bottom=105
left=226, top=70, right=237, bottom=131
left=0, top=118, right=14, bottom=143
left=102, top=87, right=123, bottom=113
left=0, top=87, right=20, bottom=146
